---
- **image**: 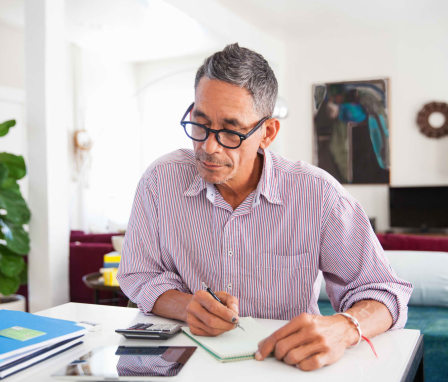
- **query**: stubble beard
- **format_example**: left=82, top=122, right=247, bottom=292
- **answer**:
left=194, top=151, right=233, bottom=185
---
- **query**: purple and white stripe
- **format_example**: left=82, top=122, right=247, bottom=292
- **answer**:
left=117, top=149, right=412, bottom=328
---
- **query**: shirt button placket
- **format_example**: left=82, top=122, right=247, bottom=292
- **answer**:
left=223, top=218, right=234, bottom=294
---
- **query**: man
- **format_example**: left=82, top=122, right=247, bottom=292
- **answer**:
left=117, top=43, right=412, bottom=371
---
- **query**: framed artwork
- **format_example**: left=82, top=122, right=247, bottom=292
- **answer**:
left=312, top=79, right=390, bottom=184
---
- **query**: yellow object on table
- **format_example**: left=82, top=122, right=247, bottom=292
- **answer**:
left=102, top=268, right=119, bottom=286
left=103, top=251, right=121, bottom=265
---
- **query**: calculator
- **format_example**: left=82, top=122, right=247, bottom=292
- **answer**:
left=115, top=322, right=182, bottom=340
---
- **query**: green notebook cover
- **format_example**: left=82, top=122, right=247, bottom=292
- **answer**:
left=182, top=317, right=270, bottom=362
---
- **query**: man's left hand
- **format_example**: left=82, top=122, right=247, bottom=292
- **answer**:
left=255, top=313, right=358, bottom=371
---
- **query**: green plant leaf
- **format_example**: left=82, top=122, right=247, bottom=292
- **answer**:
left=1, top=178, right=20, bottom=194
left=0, top=188, right=31, bottom=224
left=0, top=153, right=26, bottom=180
left=0, top=120, right=15, bottom=137
left=0, top=120, right=29, bottom=295
left=0, top=163, right=8, bottom=185
left=0, top=272, right=20, bottom=296
left=19, top=262, right=27, bottom=285
left=0, top=251, right=24, bottom=278
left=0, top=244, right=25, bottom=257
left=0, top=219, right=30, bottom=254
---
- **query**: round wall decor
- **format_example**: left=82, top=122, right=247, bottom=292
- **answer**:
left=416, top=101, right=448, bottom=138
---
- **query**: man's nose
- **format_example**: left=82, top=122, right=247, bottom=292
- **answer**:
left=202, top=132, right=221, bottom=154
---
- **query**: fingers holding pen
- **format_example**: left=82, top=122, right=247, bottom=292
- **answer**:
left=186, top=290, right=238, bottom=335
left=187, top=310, right=225, bottom=336
left=215, top=291, right=239, bottom=316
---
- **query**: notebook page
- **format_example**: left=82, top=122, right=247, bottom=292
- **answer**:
left=182, top=317, right=270, bottom=361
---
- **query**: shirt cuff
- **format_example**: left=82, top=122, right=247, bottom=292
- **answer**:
left=136, top=273, right=191, bottom=314
left=339, top=287, right=409, bottom=330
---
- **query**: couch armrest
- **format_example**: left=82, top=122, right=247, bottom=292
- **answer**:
left=377, top=233, right=448, bottom=252
left=69, top=242, right=114, bottom=303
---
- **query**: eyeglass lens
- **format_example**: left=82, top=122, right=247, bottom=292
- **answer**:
left=184, top=123, right=241, bottom=148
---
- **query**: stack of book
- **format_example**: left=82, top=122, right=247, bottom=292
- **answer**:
left=0, top=310, right=86, bottom=379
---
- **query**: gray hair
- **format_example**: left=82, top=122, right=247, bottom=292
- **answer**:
left=194, top=43, right=278, bottom=117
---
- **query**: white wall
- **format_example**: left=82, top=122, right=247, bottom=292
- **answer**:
left=0, top=21, right=27, bottom=198
left=134, top=55, right=203, bottom=169
left=280, top=9, right=448, bottom=231
left=0, top=21, right=24, bottom=89
left=3, top=2, right=447, bottom=238
left=25, top=0, right=70, bottom=311
left=69, top=48, right=142, bottom=232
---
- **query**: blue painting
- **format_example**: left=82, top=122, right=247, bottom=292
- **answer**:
left=313, top=79, right=390, bottom=184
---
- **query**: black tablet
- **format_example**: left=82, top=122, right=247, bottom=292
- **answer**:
left=52, top=345, right=196, bottom=380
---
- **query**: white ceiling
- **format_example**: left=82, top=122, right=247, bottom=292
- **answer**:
left=216, top=0, right=448, bottom=40
left=0, top=0, right=222, bottom=62
left=1, top=0, right=447, bottom=61
left=66, top=0, right=221, bottom=61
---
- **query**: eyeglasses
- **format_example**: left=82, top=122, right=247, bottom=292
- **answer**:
left=180, top=103, right=270, bottom=149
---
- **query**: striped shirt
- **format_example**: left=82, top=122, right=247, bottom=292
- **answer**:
left=117, top=149, right=412, bottom=328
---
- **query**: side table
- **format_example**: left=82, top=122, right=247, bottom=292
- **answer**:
left=82, top=272, right=126, bottom=305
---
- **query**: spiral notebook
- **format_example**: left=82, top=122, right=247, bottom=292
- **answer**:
left=182, top=317, right=270, bottom=362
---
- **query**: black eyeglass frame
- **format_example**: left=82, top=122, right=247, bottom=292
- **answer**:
left=180, top=103, right=270, bottom=149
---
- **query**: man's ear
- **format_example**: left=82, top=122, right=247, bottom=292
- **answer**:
left=260, top=118, right=280, bottom=149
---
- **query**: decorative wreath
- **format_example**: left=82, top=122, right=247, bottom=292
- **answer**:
left=416, top=102, right=448, bottom=138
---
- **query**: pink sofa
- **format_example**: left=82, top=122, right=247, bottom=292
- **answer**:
left=376, top=232, right=448, bottom=252
left=69, top=231, right=126, bottom=305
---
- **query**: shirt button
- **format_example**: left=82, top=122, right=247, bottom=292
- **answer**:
left=227, top=283, right=232, bottom=290
left=228, top=250, right=233, bottom=256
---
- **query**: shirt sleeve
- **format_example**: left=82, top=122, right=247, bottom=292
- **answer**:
left=319, top=187, right=413, bottom=329
left=117, top=167, right=190, bottom=314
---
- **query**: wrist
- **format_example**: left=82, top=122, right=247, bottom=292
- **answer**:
left=152, top=290, right=193, bottom=322
left=334, top=313, right=362, bottom=348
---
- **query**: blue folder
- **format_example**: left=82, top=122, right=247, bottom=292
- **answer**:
left=0, top=310, right=85, bottom=361
left=0, top=336, right=83, bottom=379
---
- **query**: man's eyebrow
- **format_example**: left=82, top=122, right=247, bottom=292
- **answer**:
left=192, top=109, right=246, bottom=131
left=192, top=109, right=210, bottom=122
left=223, top=118, right=243, bottom=129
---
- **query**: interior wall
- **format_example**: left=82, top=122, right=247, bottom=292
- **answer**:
left=280, top=13, right=448, bottom=232
left=0, top=21, right=24, bottom=89
left=68, top=48, right=141, bottom=232
left=0, top=21, right=27, bottom=196
left=3, top=3, right=447, bottom=236
left=134, top=55, right=202, bottom=170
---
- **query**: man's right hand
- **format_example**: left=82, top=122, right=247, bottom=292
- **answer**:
left=185, top=290, right=239, bottom=336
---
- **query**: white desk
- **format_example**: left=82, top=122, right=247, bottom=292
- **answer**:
left=6, top=303, right=422, bottom=382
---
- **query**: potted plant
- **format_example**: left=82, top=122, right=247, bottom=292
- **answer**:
left=0, top=119, right=31, bottom=310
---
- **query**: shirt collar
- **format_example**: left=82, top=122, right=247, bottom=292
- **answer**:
left=183, top=149, right=283, bottom=206
left=255, top=148, right=282, bottom=206
left=184, top=171, right=207, bottom=198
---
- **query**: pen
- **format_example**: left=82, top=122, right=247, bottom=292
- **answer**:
left=201, top=282, right=245, bottom=331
